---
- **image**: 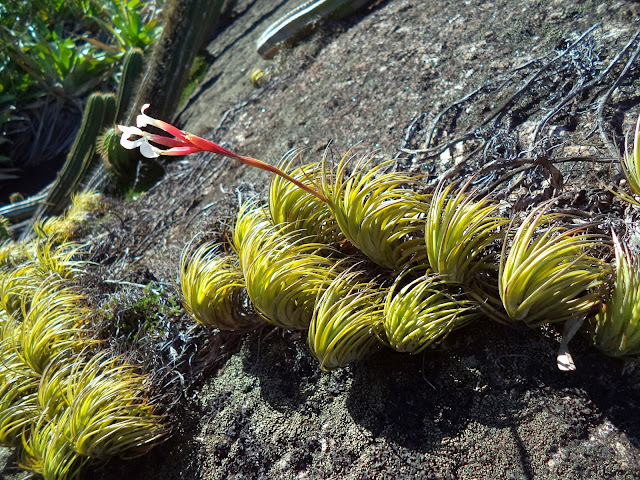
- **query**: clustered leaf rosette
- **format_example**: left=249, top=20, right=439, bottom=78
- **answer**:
left=179, top=241, right=260, bottom=331
left=308, top=268, right=384, bottom=371
left=62, top=352, right=167, bottom=459
left=0, top=198, right=167, bottom=478
left=18, top=282, right=92, bottom=374
left=0, top=350, right=39, bottom=447
left=20, top=414, right=87, bottom=480
left=499, top=202, right=609, bottom=327
left=383, top=272, right=481, bottom=354
left=320, top=153, right=428, bottom=270
left=589, top=232, right=640, bottom=357
left=426, top=180, right=508, bottom=284
left=269, top=155, right=344, bottom=246
left=620, top=113, right=640, bottom=200
left=234, top=205, right=341, bottom=330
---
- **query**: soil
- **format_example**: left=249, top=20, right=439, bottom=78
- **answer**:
left=4, top=0, right=640, bottom=479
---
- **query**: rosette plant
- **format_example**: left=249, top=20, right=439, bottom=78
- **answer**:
left=590, top=232, right=640, bottom=357
left=0, top=262, right=41, bottom=317
left=0, top=350, right=39, bottom=447
left=498, top=202, right=609, bottom=327
left=179, top=241, right=260, bottom=331
left=308, top=268, right=384, bottom=370
left=426, top=180, right=507, bottom=284
left=319, top=153, right=428, bottom=270
left=18, top=281, right=89, bottom=374
left=383, top=272, right=480, bottom=354
left=20, top=413, right=87, bottom=480
left=269, top=155, right=344, bottom=246
left=63, top=352, right=166, bottom=459
left=234, top=209, right=341, bottom=330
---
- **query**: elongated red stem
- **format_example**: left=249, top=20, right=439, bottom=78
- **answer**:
left=239, top=156, right=327, bottom=203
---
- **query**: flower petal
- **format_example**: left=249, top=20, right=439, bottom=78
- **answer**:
left=146, top=134, right=187, bottom=148
left=139, top=140, right=160, bottom=158
left=137, top=104, right=186, bottom=140
left=118, top=125, right=147, bottom=150
left=184, top=134, right=238, bottom=158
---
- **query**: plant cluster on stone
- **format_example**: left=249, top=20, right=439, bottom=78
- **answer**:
left=176, top=118, right=640, bottom=370
left=0, top=192, right=166, bottom=480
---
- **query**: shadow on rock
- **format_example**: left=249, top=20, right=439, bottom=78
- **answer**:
left=344, top=320, right=637, bottom=476
left=240, top=328, right=323, bottom=412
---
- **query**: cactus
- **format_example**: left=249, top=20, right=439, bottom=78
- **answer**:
left=26, top=93, right=112, bottom=234
left=257, top=0, right=372, bottom=58
left=98, top=126, right=138, bottom=181
left=126, top=0, right=225, bottom=124
left=99, top=48, right=145, bottom=185
left=115, top=48, right=144, bottom=123
left=102, top=92, right=117, bottom=129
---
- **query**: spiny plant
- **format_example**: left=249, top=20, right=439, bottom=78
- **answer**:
left=589, top=232, right=640, bottom=357
left=179, top=240, right=261, bottom=331
left=18, top=281, right=90, bottom=374
left=498, top=202, right=609, bottom=327
left=426, top=180, right=508, bottom=284
left=269, top=154, right=344, bottom=246
left=320, top=152, right=429, bottom=270
left=236, top=217, right=342, bottom=330
left=62, top=351, right=166, bottom=459
left=383, top=272, right=481, bottom=354
left=620, top=113, right=640, bottom=201
left=28, top=93, right=116, bottom=227
left=308, top=268, right=384, bottom=371
left=20, top=413, right=88, bottom=480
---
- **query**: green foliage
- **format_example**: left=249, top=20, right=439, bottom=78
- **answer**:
left=87, top=0, right=163, bottom=52
left=308, top=269, right=384, bottom=371
left=320, top=153, right=428, bottom=270
left=0, top=216, right=8, bottom=238
left=178, top=51, right=213, bottom=107
left=590, top=233, right=640, bottom=357
left=498, top=202, right=608, bottom=327
left=1, top=24, right=117, bottom=98
left=101, top=282, right=181, bottom=340
left=0, top=0, right=161, bottom=176
left=100, top=48, right=144, bottom=183
left=383, top=273, right=480, bottom=354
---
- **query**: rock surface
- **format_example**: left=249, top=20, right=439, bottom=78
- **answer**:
left=5, top=0, right=640, bottom=479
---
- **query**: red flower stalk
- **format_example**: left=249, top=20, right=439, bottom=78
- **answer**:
left=118, top=104, right=326, bottom=202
